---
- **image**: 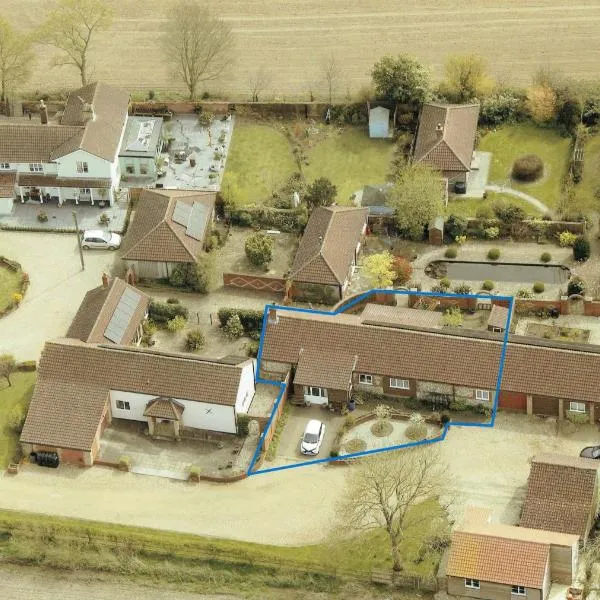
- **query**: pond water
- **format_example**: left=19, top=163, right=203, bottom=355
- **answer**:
left=429, top=260, right=570, bottom=284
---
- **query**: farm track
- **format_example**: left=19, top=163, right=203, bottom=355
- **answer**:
left=4, top=0, right=600, bottom=99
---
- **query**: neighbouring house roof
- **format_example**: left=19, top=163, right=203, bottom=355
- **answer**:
left=487, top=305, right=510, bottom=330
left=360, top=304, right=443, bottom=329
left=261, top=309, right=600, bottom=404
left=121, top=189, right=216, bottom=263
left=20, top=339, right=254, bottom=451
left=413, top=103, right=480, bottom=172
left=17, top=173, right=112, bottom=189
left=0, top=171, right=16, bottom=197
left=143, top=397, right=184, bottom=420
left=294, top=349, right=356, bottom=390
left=520, top=453, right=600, bottom=537
left=66, top=277, right=149, bottom=345
left=447, top=530, right=550, bottom=589
left=119, top=116, right=163, bottom=158
left=289, top=206, right=367, bottom=286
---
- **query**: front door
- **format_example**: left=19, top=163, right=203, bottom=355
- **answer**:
left=155, top=419, right=176, bottom=438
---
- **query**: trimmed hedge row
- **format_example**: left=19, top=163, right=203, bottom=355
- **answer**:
left=217, top=308, right=264, bottom=332
left=228, top=206, right=307, bottom=232
left=17, top=360, right=37, bottom=372
left=148, top=300, right=189, bottom=324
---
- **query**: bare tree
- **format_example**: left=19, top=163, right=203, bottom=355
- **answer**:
left=164, top=0, right=233, bottom=100
left=0, top=354, right=16, bottom=387
left=323, top=53, right=338, bottom=104
left=37, top=0, right=113, bottom=86
left=247, top=65, right=271, bottom=102
left=0, top=19, right=35, bottom=102
left=337, top=447, right=450, bottom=572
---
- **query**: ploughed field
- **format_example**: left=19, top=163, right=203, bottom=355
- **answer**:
left=6, top=0, right=600, bottom=99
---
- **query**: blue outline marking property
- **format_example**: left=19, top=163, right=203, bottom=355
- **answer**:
left=247, top=289, right=514, bottom=476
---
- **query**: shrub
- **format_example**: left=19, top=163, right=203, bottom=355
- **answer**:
left=430, top=283, right=446, bottom=293
left=195, top=253, right=218, bottom=294
left=484, top=227, right=500, bottom=240
left=479, top=89, right=523, bottom=126
left=445, top=214, right=468, bottom=240
left=37, top=211, right=48, bottom=223
left=444, top=246, right=458, bottom=259
left=566, top=410, right=589, bottom=425
left=453, top=282, right=472, bottom=294
left=236, top=414, right=250, bottom=437
left=185, top=328, right=205, bottom=351
left=558, top=230, right=577, bottom=247
left=8, top=405, right=25, bottom=434
left=169, top=263, right=197, bottom=289
left=567, top=276, right=586, bottom=297
left=188, top=466, right=201, bottom=482
left=442, top=307, right=463, bottom=327
left=119, top=456, right=131, bottom=471
left=449, top=399, right=469, bottom=412
left=305, top=177, right=337, bottom=209
left=166, top=297, right=180, bottom=304
left=573, top=236, right=591, bottom=262
left=246, top=340, right=260, bottom=358
left=223, top=314, right=244, bottom=340
left=540, top=252, right=552, bottom=263
left=232, top=211, right=254, bottom=227
left=454, top=235, right=467, bottom=245
left=476, top=205, right=494, bottom=220
left=440, top=412, right=451, bottom=425
left=512, top=154, right=544, bottom=182
left=217, top=308, right=263, bottom=332
left=16, top=360, right=37, bottom=372
left=487, top=248, right=500, bottom=260
left=493, top=201, right=526, bottom=224
left=405, top=422, right=428, bottom=441
left=148, top=300, right=188, bottom=324
left=482, top=280, right=494, bottom=291
left=533, top=281, right=545, bottom=294
left=245, top=232, right=274, bottom=266
left=516, top=288, right=532, bottom=298
left=439, top=277, right=451, bottom=289
left=392, top=256, right=413, bottom=285
left=166, top=315, right=186, bottom=332
left=11, top=292, right=23, bottom=305
left=98, top=213, right=110, bottom=225
left=197, top=111, right=214, bottom=127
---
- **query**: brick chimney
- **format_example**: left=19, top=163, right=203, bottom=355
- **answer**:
left=267, top=306, right=278, bottom=324
left=39, top=100, right=48, bottom=125
left=435, top=122, right=444, bottom=137
left=101, top=272, right=109, bottom=288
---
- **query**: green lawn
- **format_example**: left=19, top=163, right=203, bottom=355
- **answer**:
left=479, top=123, right=571, bottom=209
left=0, top=264, right=22, bottom=313
left=304, top=128, right=394, bottom=204
left=222, top=121, right=297, bottom=205
left=445, top=192, right=544, bottom=218
left=0, top=372, right=36, bottom=466
left=573, top=134, right=600, bottom=213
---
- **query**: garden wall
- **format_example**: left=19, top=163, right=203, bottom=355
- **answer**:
left=223, top=272, right=286, bottom=294
left=256, top=375, right=290, bottom=460
left=333, top=290, right=398, bottom=315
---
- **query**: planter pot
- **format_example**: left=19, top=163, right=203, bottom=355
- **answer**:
left=190, top=158, right=196, bottom=167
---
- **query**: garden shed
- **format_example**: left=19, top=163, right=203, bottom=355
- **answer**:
left=429, top=216, right=444, bottom=246
left=368, top=106, right=390, bottom=138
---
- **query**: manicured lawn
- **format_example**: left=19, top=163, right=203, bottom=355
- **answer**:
left=222, top=121, right=297, bottom=205
left=0, top=372, right=36, bottom=466
left=445, top=192, right=544, bottom=218
left=304, top=128, right=394, bottom=204
left=479, top=123, right=571, bottom=209
left=0, top=264, right=22, bottom=313
left=573, top=134, right=600, bottom=212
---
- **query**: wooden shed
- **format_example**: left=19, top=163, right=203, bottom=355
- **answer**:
left=429, top=216, right=444, bottom=246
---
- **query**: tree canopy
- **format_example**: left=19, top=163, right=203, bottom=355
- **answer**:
left=440, top=54, right=494, bottom=102
left=305, top=177, right=337, bottom=210
left=0, top=19, right=34, bottom=101
left=371, top=54, right=430, bottom=105
left=360, top=251, right=395, bottom=288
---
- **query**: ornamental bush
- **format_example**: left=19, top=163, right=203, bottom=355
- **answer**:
left=392, top=256, right=413, bottom=285
left=558, top=230, right=577, bottom=247
left=493, top=201, right=526, bottom=224
left=540, top=252, right=552, bottom=263
left=484, top=227, right=500, bottom=240
left=445, top=214, right=468, bottom=240
left=185, top=328, right=205, bottom=351
left=245, top=232, right=274, bottom=266
left=223, top=314, right=244, bottom=340
left=444, top=246, right=458, bottom=259
left=217, top=308, right=263, bottom=331
left=439, top=277, right=451, bottom=289
left=453, top=282, right=472, bottom=294
left=532, top=281, right=545, bottom=294
left=482, top=280, right=494, bottom=291
left=516, top=288, right=532, bottom=298
left=166, top=315, right=186, bottom=332
left=487, top=248, right=500, bottom=260
left=512, top=154, right=544, bottom=182
left=567, top=276, right=586, bottom=297
left=148, top=300, right=188, bottom=324
left=573, top=236, right=591, bottom=262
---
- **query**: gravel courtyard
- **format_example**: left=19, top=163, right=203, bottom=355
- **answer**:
left=0, top=413, right=597, bottom=544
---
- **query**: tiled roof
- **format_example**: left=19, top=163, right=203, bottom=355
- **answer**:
left=143, top=397, right=184, bottom=420
left=413, top=103, right=479, bottom=172
left=487, top=305, right=510, bottom=329
left=520, top=454, right=599, bottom=537
left=20, top=340, right=250, bottom=451
left=66, top=278, right=149, bottom=345
left=294, top=350, right=356, bottom=390
left=447, top=531, right=549, bottom=588
left=121, top=189, right=215, bottom=263
left=289, top=206, right=367, bottom=286
left=360, top=304, right=443, bottom=329
left=0, top=124, right=84, bottom=162
left=0, top=171, right=16, bottom=197
left=17, top=173, right=112, bottom=188
left=262, top=310, right=600, bottom=403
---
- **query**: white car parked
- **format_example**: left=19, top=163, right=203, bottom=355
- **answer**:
left=300, top=419, right=326, bottom=456
left=81, top=230, right=122, bottom=250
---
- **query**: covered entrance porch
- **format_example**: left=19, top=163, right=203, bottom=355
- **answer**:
left=144, top=397, right=184, bottom=440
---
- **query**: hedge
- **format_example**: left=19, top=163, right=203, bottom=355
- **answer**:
left=228, top=206, right=307, bottom=232
left=17, top=360, right=37, bottom=372
left=148, top=300, right=189, bottom=324
left=217, top=307, right=264, bottom=332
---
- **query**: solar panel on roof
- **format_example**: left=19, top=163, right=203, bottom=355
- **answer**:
left=172, top=200, right=192, bottom=227
left=186, top=202, right=208, bottom=241
left=104, top=288, right=142, bottom=344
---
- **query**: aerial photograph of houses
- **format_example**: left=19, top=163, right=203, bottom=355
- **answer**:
left=4, top=1, right=600, bottom=599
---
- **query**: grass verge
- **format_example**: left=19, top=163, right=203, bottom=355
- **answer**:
left=0, top=264, right=22, bottom=314
left=445, top=192, right=544, bottom=218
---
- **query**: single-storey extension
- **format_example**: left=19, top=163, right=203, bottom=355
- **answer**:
left=121, top=188, right=216, bottom=279
left=118, top=116, right=164, bottom=179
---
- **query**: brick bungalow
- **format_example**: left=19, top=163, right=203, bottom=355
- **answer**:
left=413, top=102, right=480, bottom=189
left=260, top=304, right=600, bottom=419
left=520, top=454, right=600, bottom=540
left=287, top=205, right=368, bottom=302
left=121, top=188, right=215, bottom=280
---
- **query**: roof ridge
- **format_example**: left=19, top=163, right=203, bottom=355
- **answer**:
left=165, top=197, right=198, bottom=261
left=86, top=278, right=120, bottom=342
left=456, top=529, right=550, bottom=547
left=318, top=251, right=342, bottom=284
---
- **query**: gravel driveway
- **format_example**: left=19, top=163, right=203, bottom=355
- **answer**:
left=0, top=232, right=118, bottom=361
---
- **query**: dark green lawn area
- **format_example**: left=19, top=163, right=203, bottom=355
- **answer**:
left=445, top=192, right=543, bottom=218
left=479, top=123, right=571, bottom=209
left=573, top=134, right=600, bottom=212
left=0, top=372, right=36, bottom=466
left=0, top=264, right=22, bottom=313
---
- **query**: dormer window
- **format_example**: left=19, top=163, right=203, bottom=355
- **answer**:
left=29, top=163, right=43, bottom=173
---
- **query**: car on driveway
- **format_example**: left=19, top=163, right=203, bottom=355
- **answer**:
left=81, top=230, right=121, bottom=250
left=580, top=446, right=600, bottom=459
left=300, top=419, right=325, bottom=456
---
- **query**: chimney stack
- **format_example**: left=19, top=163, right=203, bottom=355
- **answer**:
left=39, top=100, right=48, bottom=125
left=435, top=122, right=444, bottom=137
left=82, top=101, right=95, bottom=122
left=101, top=272, right=109, bottom=288
left=267, top=306, right=278, bottom=324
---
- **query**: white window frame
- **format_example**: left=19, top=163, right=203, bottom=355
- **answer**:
left=29, top=163, right=43, bottom=172
left=76, top=161, right=89, bottom=173
left=0, top=162, right=9, bottom=169
left=390, top=378, right=410, bottom=390
left=80, top=188, right=91, bottom=195
left=511, top=585, right=526, bottom=596
left=475, top=389, right=490, bottom=402
left=116, top=400, right=130, bottom=410
left=306, top=387, right=327, bottom=398
left=359, top=374, right=373, bottom=385
left=464, top=578, right=480, bottom=590
left=570, top=401, right=586, bottom=413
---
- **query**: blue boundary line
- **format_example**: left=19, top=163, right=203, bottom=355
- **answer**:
left=247, top=289, right=514, bottom=476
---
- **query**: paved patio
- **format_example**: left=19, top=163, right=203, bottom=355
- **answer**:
left=514, top=313, right=600, bottom=344
left=463, top=151, right=492, bottom=198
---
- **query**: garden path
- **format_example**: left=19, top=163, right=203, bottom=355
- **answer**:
left=485, top=184, right=550, bottom=214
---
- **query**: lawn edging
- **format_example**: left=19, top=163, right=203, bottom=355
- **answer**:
left=0, top=256, right=29, bottom=318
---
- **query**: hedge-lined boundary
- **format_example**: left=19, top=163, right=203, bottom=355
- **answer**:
left=0, top=256, right=29, bottom=318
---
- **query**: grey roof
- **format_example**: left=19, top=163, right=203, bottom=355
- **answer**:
left=369, top=106, right=390, bottom=123
left=119, top=116, right=163, bottom=158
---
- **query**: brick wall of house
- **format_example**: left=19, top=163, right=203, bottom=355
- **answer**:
left=382, top=376, right=416, bottom=397
left=498, top=390, right=527, bottom=411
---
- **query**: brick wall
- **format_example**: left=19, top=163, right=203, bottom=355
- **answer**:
left=222, top=272, right=286, bottom=294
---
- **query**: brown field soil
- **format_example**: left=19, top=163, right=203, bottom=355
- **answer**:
left=6, top=0, right=600, bottom=100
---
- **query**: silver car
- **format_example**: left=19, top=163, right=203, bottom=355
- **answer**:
left=81, top=229, right=122, bottom=250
